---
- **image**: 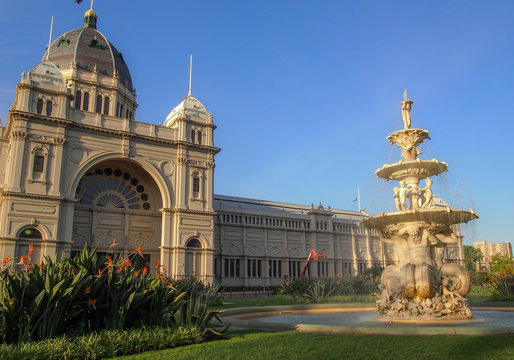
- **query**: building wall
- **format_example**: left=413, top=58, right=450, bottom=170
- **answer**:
left=474, top=240, right=513, bottom=268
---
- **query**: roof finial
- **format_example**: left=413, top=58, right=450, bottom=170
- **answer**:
left=46, top=16, right=54, bottom=60
left=188, top=54, right=193, bottom=96
left=84, top=0, right=98, bottom=29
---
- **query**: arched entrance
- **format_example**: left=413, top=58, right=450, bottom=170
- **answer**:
left=185, top=238, right=203, bottom=277
left=15, top=227, right=43, bottom=264
left=71, top=160, right=163, bottom=266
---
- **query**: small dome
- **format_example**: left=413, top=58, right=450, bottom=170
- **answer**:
left=30, top=61, right=64, bottom=89
left=164, top=94, right=211, bottom=127
left=42, top=11, right=133, bottom=91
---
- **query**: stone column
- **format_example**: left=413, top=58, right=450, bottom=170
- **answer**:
left=159, top=209, right=173, bottom=273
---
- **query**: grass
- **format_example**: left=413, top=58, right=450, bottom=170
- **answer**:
left=111, top=331, right=514, bottom=360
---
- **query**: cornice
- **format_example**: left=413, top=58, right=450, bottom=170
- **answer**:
left=16, top=83, right=72, bottom=98
left=0, top=191, right=77, bottom=202
left=8, top=110, right=221, bottom=154
left=160, top=208, right=217, bottom=216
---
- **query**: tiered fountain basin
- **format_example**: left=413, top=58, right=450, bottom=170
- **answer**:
left=361, top=209, right=478, bottom=230
left=375, top=159, right=447, bottom=181
left=219, top=304, right=514, bottom=336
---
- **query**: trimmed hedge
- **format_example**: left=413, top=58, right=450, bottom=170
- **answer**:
left=0, top=326, right=203, bottom=360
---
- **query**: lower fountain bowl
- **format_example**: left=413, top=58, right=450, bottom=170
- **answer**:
left=220, top=304, right=514, bottom=336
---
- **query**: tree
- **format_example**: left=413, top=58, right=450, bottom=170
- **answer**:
left=464, top=245, right=483, bottom=271
left=490, top=253, right=514, bottom=277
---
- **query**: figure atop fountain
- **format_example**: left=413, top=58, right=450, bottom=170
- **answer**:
left=401, top=89, right=414, bottom=130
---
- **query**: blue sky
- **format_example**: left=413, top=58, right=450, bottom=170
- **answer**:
left=0, top=1, right=513, bottom=247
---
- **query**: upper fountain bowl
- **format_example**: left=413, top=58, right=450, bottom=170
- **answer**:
left=361, top=208, right=479, bottom=233
left=376, top=159, right=447, bottom=181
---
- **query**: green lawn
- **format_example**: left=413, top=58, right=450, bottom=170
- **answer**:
left=112, top=331, right=514, bottom=360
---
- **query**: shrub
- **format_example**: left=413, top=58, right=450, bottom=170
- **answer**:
left=0, top=245, right=223, bottom=344
left=278, top=275, right=380, bottom=303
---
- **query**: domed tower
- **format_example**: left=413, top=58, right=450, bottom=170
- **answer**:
left=0, top=7, right=220, bottom=284
left=12, top=4, right=136, bottom=120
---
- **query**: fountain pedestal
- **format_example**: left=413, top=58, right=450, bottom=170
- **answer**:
left=362, top=94, right=478, bottom=320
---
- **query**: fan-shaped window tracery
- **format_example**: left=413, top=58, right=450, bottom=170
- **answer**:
left=76, top=167, right=152, bottom=211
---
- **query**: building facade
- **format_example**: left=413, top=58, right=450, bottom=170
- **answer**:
left=474, top=240, right=513, bottom=269
left=0, top=9, right=465, bottom=287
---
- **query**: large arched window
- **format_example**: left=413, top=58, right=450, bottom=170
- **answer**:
left=76, top=167, right=152, bottom=211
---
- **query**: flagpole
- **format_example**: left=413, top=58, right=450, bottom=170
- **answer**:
left=357, top=187, right=361, bottom=211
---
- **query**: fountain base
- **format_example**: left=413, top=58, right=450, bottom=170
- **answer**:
left=376, top=292, right=472, bottom=320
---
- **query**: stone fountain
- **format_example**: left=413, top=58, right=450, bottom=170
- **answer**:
left=362, top=91, right=479, bottom=320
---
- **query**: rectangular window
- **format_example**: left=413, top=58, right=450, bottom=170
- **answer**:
left=230, top=259, right=234, bottom=277
left=197, top=131, right=202, bottom=144
left=224, top=258, right=229, bottom=277
left=191, top=129, right=195, bottom=143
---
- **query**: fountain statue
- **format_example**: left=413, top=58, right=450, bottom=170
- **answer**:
left=362, top=92, right=478, bottom=320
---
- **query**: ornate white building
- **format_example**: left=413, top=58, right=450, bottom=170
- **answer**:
left=0, top=9, right=464, bottom=288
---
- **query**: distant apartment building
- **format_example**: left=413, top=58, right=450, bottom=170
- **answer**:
left=474, top=240, right=513, bottom=268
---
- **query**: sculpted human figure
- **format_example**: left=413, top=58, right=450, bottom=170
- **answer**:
left=396, top=223, right=434, bottom=266
left=393, top=187, right=402, bottom=211
left=421, top=178, right=434, bottom=209
left=397, top=181, right=410, bottom=211
left=431, top=230, right=458, bottom=269
left=401, top=99, right=413, bottom=129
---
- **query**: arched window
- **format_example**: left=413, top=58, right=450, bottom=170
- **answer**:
left=83, top=92, right=89, bottom=111
left=191, top=129, right=196, bottom=143
left=95, top=95, right=102, bottom=113
left=103, top=97, right=110, bottom=115
left=120, top=104, right=124, bottom=118
left=19, top=227, right=43, bottom=239
left=186, top=238, right=202, bottom=248
left=75, top=90, right=82, bottom=109
left=116, top=101, right=120, bottom=117
left=32, top=149, right=45, bottom=179
left=36, top=99, right=43, bottom=114
left=197, top=131, right=202, bottom=144
left=76, top=167, right=152, bottom=211
left=46, top=100, right=52, bottom=116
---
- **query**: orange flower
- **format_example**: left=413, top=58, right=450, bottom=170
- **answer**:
left=3, top=257, right=12, bottom=266
left=26, top=245, right=34, bottom=256
left=134, top=246, right=144, bottom=258
left=87, top=298, right=97, bottom=305
left=134, top=270, right=139, bottom=276
left=85, top=286, right=91, bottom=293
left=18, top=256, right=27, bottom=265
left=155, top=259, right=160, bottom=268
left=142, top=267, right=148, bottom=275
left=104, top=257, right=113, bottom=268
